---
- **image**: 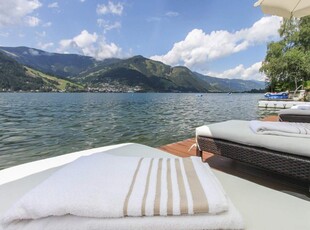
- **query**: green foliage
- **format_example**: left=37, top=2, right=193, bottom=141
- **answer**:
left=0, top=51, right=45, bottom=91
left=261, top=16, right=310, bottom=91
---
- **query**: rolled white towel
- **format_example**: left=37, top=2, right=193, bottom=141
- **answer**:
left=291, top=104, right=310, bottom=110
left=250, top=120, right=310, bottom=138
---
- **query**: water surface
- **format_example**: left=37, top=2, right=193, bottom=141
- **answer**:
left=0, top=93, right=274, bottom=169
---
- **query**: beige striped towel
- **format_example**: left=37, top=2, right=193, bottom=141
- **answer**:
left=2, top=154, right=228, bottom=225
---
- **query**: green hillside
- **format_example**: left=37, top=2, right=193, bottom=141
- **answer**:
left=0, top=46, right=266, bottom=93
left=194, top=72, right=265, bottom=92
left=0, top=46, right=100, bottom=78
left=0, top=50, right=83, bottom=92
left=25, top=67, right=84, bottom=91
left=80, top=55, right=213, bottom=92
left=0, top=51, right=45, bottom=91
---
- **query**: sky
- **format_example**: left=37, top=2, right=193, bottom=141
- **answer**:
left=0, top=0, right=283, bottom=81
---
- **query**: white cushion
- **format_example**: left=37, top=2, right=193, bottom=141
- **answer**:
left=196, top=120, right=310, bottom=158
left=278, top=109, right=310, bottom=115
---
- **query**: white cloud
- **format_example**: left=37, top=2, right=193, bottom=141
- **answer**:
left=37, top=42, right=54, bottom=50
left=166, top=11, right=179, bottom=17
left=97, top=19, right=121, bottom=32
left=59, top=39, right=72, bottom=49
left=0, top=0, right=42, bottom=27
left=58, top=30, right=122, bottom=60
left=25, top=16, right=40, bottom=27
left=206, top=62, right=266, bottom=81
left=28, top=48, right=40, bottom=55
left=80, top=0, right=86, bottom=2
left=73, top=30, right=98, bottom=47
left=48, top=2, right=59, bottom=8
left=150, top=16, right=281, bottom=69
left=97, top=1, right=124, bottom=15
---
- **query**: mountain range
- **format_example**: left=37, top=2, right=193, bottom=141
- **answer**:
left=0, top=46, right=265, bottom=92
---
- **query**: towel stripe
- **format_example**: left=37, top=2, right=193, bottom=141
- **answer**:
left=123, top=158, right=143, bottom=216
left=154, top=158, right=163, bottom=215
left=124, top=157, right=209, bottom=217
left=167, top=159, right=173, bottom=215
left=183, top=158, right=209, bottom=213
left=141, top=158, right=154, bottom=216
left=175, top=159, right=188, bottom=214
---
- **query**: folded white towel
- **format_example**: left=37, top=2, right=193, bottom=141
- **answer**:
left=0, top=199, right=243, bottom=230
left=1, top=154, right=235, bottom=229
left=250, top=120, right=310, bottom=138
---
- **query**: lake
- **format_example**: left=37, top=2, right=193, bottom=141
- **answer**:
left=0, top=93, right=275, bottom=170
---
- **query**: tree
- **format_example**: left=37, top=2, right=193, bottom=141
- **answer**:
left=260, top=16, right=310, bottom=92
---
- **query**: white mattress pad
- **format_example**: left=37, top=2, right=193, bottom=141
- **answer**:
left=196, top=120, right=310, bottom=157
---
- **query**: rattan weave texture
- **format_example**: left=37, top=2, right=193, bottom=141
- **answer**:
left=197, top=136, right=310, bottom=183
left=279, top=114, right=310, bottom=123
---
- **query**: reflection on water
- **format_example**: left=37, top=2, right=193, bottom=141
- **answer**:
left=0, top=93, right=276, bottom=169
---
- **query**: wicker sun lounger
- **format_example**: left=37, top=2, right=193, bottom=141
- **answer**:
left=196, top=120, right=310, bottom=184
left=278, top=109, right=310, bottom=123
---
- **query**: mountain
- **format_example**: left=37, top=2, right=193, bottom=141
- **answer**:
left=0, top=46, right=265, bottom=92
left=0, top=50, right=83, bottom=91
left=0, top=46, right=110, bottom=78
left=0, top=51, right=45, bottom=91
left=194, top=72, right=265, bottom=92
left=79, top=55, right=215, bottom=92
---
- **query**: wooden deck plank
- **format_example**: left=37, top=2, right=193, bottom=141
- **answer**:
left=261, top=115, right=278, bottom=121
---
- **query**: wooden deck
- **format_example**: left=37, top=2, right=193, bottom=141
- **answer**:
left=158, top=116, right=310, bottom=200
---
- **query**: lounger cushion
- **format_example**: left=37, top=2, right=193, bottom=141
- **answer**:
left=278, top=109, right=310, bottom=115
left=196, top=120, right=310, bottom=158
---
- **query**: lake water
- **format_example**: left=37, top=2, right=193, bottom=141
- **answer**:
left=0, top=93, right=275, bottom=170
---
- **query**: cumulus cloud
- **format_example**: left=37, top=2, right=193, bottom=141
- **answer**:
left=58, top=30, right=122, bottom=60
left=97, top=19, right=121, bottom=32
left=97, top=1, right=124, bottom=15
left=0, top=0, right=42, bottom=27
left=206, top=62, right=266, bottom=81
left=150, top=16, right=281, bottom=69
left=25, top=16, right=40, bottom=27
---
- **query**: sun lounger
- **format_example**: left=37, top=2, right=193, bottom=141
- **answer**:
left=278, top=109, right=310, bottom=123
left=0, top=144, right=243, bottom=230
left=196, top=120, right=310, bottom=183
left=1, top=143, right=310, bottom=229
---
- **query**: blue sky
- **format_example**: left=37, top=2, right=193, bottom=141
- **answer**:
left=0, top=0, right=282, bottom=81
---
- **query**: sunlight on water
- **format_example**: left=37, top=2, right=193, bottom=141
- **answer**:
left=0, top=93, right=276, bottom=169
